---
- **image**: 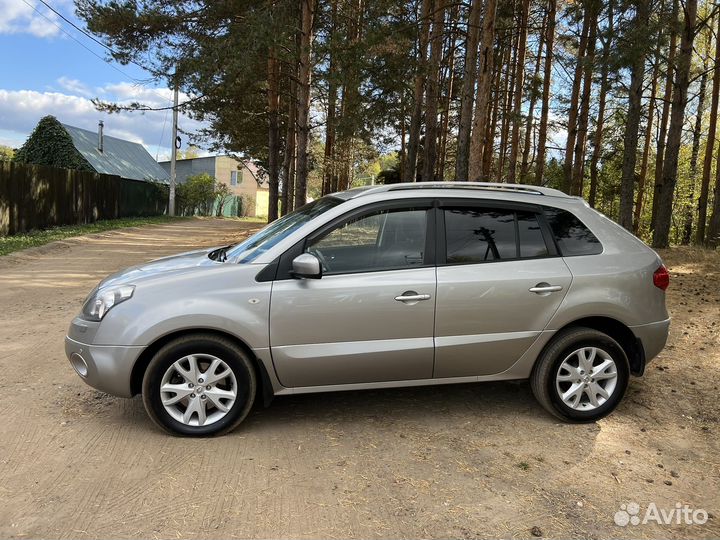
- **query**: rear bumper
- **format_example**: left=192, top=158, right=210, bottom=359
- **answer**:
left=630, top=318, right=671, bottom=368
left=64, top=336, right=144, bottom=397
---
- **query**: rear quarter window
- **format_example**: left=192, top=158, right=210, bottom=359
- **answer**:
left=543, top=207, right=602, bottom=256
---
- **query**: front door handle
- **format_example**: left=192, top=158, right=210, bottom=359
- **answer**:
left=528, top=284, right=563, bottom=294
left=395, top=291, right=431, bottom=303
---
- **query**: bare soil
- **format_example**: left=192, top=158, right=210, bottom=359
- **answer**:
left=0, top=218, right=717, bottom=539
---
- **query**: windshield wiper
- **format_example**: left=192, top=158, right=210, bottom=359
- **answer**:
left=208, top=245, right=233, bottom=262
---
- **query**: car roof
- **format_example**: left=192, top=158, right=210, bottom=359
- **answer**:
left=333, top=181, right=571, bottom=200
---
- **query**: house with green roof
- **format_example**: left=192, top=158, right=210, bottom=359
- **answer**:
left=14, top=115, right=169, bottom=184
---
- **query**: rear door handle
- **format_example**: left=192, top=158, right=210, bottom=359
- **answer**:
left=395, top=292, right=431, bottom=302
left=528, top=284, right=563, bottom=294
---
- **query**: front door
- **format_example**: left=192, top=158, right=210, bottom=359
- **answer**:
left=433, top=203, right=572, bottom=378
left=270, top=203, right=436, bottom=388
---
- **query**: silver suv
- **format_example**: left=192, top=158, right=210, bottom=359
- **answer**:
left=65, top=182, right=670, bottom=436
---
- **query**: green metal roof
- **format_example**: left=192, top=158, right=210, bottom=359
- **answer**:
left=62, top=123, right=169, bottom=183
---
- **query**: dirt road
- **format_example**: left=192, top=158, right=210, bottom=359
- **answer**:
left=0, top=218, right=717, bottom=539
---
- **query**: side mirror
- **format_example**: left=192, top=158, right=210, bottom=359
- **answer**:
left=291, top=253, right=322, bottom=279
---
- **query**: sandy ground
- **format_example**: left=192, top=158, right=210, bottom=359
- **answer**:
left=0, top=218, right=717, bottom=539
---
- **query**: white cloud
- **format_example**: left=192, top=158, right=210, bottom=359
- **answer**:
left=57, top=76, right=93, bottom=97
left=0, top=0, right=62, bottom=38
left=0, top=83, right=208, bottom=158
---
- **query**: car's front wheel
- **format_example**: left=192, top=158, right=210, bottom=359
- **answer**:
left=142, top=334, right=256, bottom=436
left=531, top=327, right=630, bottom=422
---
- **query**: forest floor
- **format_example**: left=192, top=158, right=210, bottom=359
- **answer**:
left=0, top=218, right=717, bottom=539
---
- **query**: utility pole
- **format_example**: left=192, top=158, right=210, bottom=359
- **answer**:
left=168, top=83, right=179, bottom=216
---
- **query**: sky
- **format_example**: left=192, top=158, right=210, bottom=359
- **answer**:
left=0, top=0, right=206, bottom=161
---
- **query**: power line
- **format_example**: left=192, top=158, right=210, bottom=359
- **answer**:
left=35, top=0, right=153, bottom=74
left=20, top=0, right=174, bottom=105
left=19, top=0, right=145, bottom=84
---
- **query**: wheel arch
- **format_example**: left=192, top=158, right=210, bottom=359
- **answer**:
left=550, top=316, right=645, bottom=376
left=130, top=329, right=275, bottom=406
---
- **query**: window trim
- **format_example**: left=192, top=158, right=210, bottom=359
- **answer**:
left=436, top=198, right=559, bottom=266
left=273, top=199, right=437, bottom=280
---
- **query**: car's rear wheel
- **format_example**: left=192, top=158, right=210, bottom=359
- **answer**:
left=142, top=334, right=256, bottom=436
left=531, top=327, right=629, bottom=422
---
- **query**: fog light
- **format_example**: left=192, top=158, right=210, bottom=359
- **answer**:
left=70, top=352, right=89, bottom=378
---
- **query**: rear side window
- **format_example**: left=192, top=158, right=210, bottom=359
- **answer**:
left=444, top=208, right=549, bottom=264
left=543, top=207, right=602, bottom=256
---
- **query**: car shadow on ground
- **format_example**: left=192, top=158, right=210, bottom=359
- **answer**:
left=85, top=379, right=606, bottom=436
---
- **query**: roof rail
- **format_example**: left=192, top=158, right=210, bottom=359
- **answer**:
left=350, top=181, right=569, bottom=198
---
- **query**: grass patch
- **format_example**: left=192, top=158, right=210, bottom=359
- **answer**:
left=516, top=461, right=530, bottom=471
left=0, top=216, right=187, bottom=256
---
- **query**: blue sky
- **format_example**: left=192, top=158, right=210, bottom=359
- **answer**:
left=0, top=0, right=203, bottom=160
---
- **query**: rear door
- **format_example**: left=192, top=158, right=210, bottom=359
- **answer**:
left=269, top=201, right=437, bottom=388
left=433, top=201, right=572, bottom=378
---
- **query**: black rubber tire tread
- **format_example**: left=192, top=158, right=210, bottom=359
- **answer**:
left=142, top=333, right=256, bottom=437
left=530, top=326, right=629, bottom=423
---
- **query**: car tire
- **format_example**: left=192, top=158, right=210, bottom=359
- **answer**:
left=142, top=334, right=256, bottom=436
left=530, top=327, right=630, bottom=422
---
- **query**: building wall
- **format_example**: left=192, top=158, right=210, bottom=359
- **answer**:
left=160, top=157, right=215, bottom=185
left=161, top=155, right=268, bottom=218
left=213, top=156, right=263, bottom=217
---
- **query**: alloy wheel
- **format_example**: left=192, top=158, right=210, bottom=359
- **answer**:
left=159, top=354, right=237, bottom=426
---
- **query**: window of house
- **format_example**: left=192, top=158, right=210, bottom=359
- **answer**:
left=230, top=170, right=239, bottom=186
left=306, top=207, right=428, bottom=274
left=444, top=207, right=550, bottom=264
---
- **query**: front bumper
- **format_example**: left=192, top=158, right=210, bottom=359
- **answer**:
left=630, top=318, right=671, bottom=366
left=64, top=336, right=144, bottom=397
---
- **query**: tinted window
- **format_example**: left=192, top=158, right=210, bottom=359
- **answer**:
left=518, top=211, right=549, bottom=258
left=543, top=207, right=602, bottom=256
left=307, top=208, right=427, bottom=274
left=445, top=208, right=517, bottom=263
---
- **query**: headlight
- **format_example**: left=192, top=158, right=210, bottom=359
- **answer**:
left=82, top=285, right=135, bottom=321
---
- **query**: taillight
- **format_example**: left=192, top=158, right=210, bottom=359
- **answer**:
left=653, top=265, right=670, bottom=291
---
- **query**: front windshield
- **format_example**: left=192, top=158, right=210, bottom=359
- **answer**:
left=226, top=197, right=343, bottom=263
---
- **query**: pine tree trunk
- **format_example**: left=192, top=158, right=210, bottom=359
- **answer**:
left=652, top=0, right=697, bottom=248
left=468, top=0, right=498, bottom=180
left=455, top=0, right=483, bottom=181
left=651, top=0, right=678, bottom=230
left=322, top=1, right=338, bottom=197
left=422, top=0, right=447, bottom=182
left=267, top=51, right=280, bottom=222
left=562, top=10, right=591, bottom=193
left=404, top=0, right=432, bottom=182
left=634, top=36, right=662, bottom=232
left=497, top=29, right=516, bottom=182
left=438, top=7, right=458, bottom=181
left=683, top=34, right=709, bottom=244
left=294, top=0, right=315, bottom=209
left=280, top=87, right=296, bottom=215
left=520, top=10, right=547, bottom=183
left=698, top=13, right=720, bottom=244
left=482, top=59, right=501, bottom=179
left=535, top=0, right=556, bottom=185
left=507, top=0, right=531, bottom=183
left=589, top=0, right=613, bottom=207
left=570, top=2, right=599, bottom=196
left=619, top=0, right=649, bottom=230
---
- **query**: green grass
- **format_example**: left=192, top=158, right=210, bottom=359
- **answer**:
left=0, top=216, right=187, bottom=256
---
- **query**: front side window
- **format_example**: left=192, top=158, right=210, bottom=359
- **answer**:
left=306, top=207, right=428, bottom=274
left=230, top=170, right=239, bottom=186
left=227, top=196, right=343, bottom=263
left=444, top=207, right=549, bottom=264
